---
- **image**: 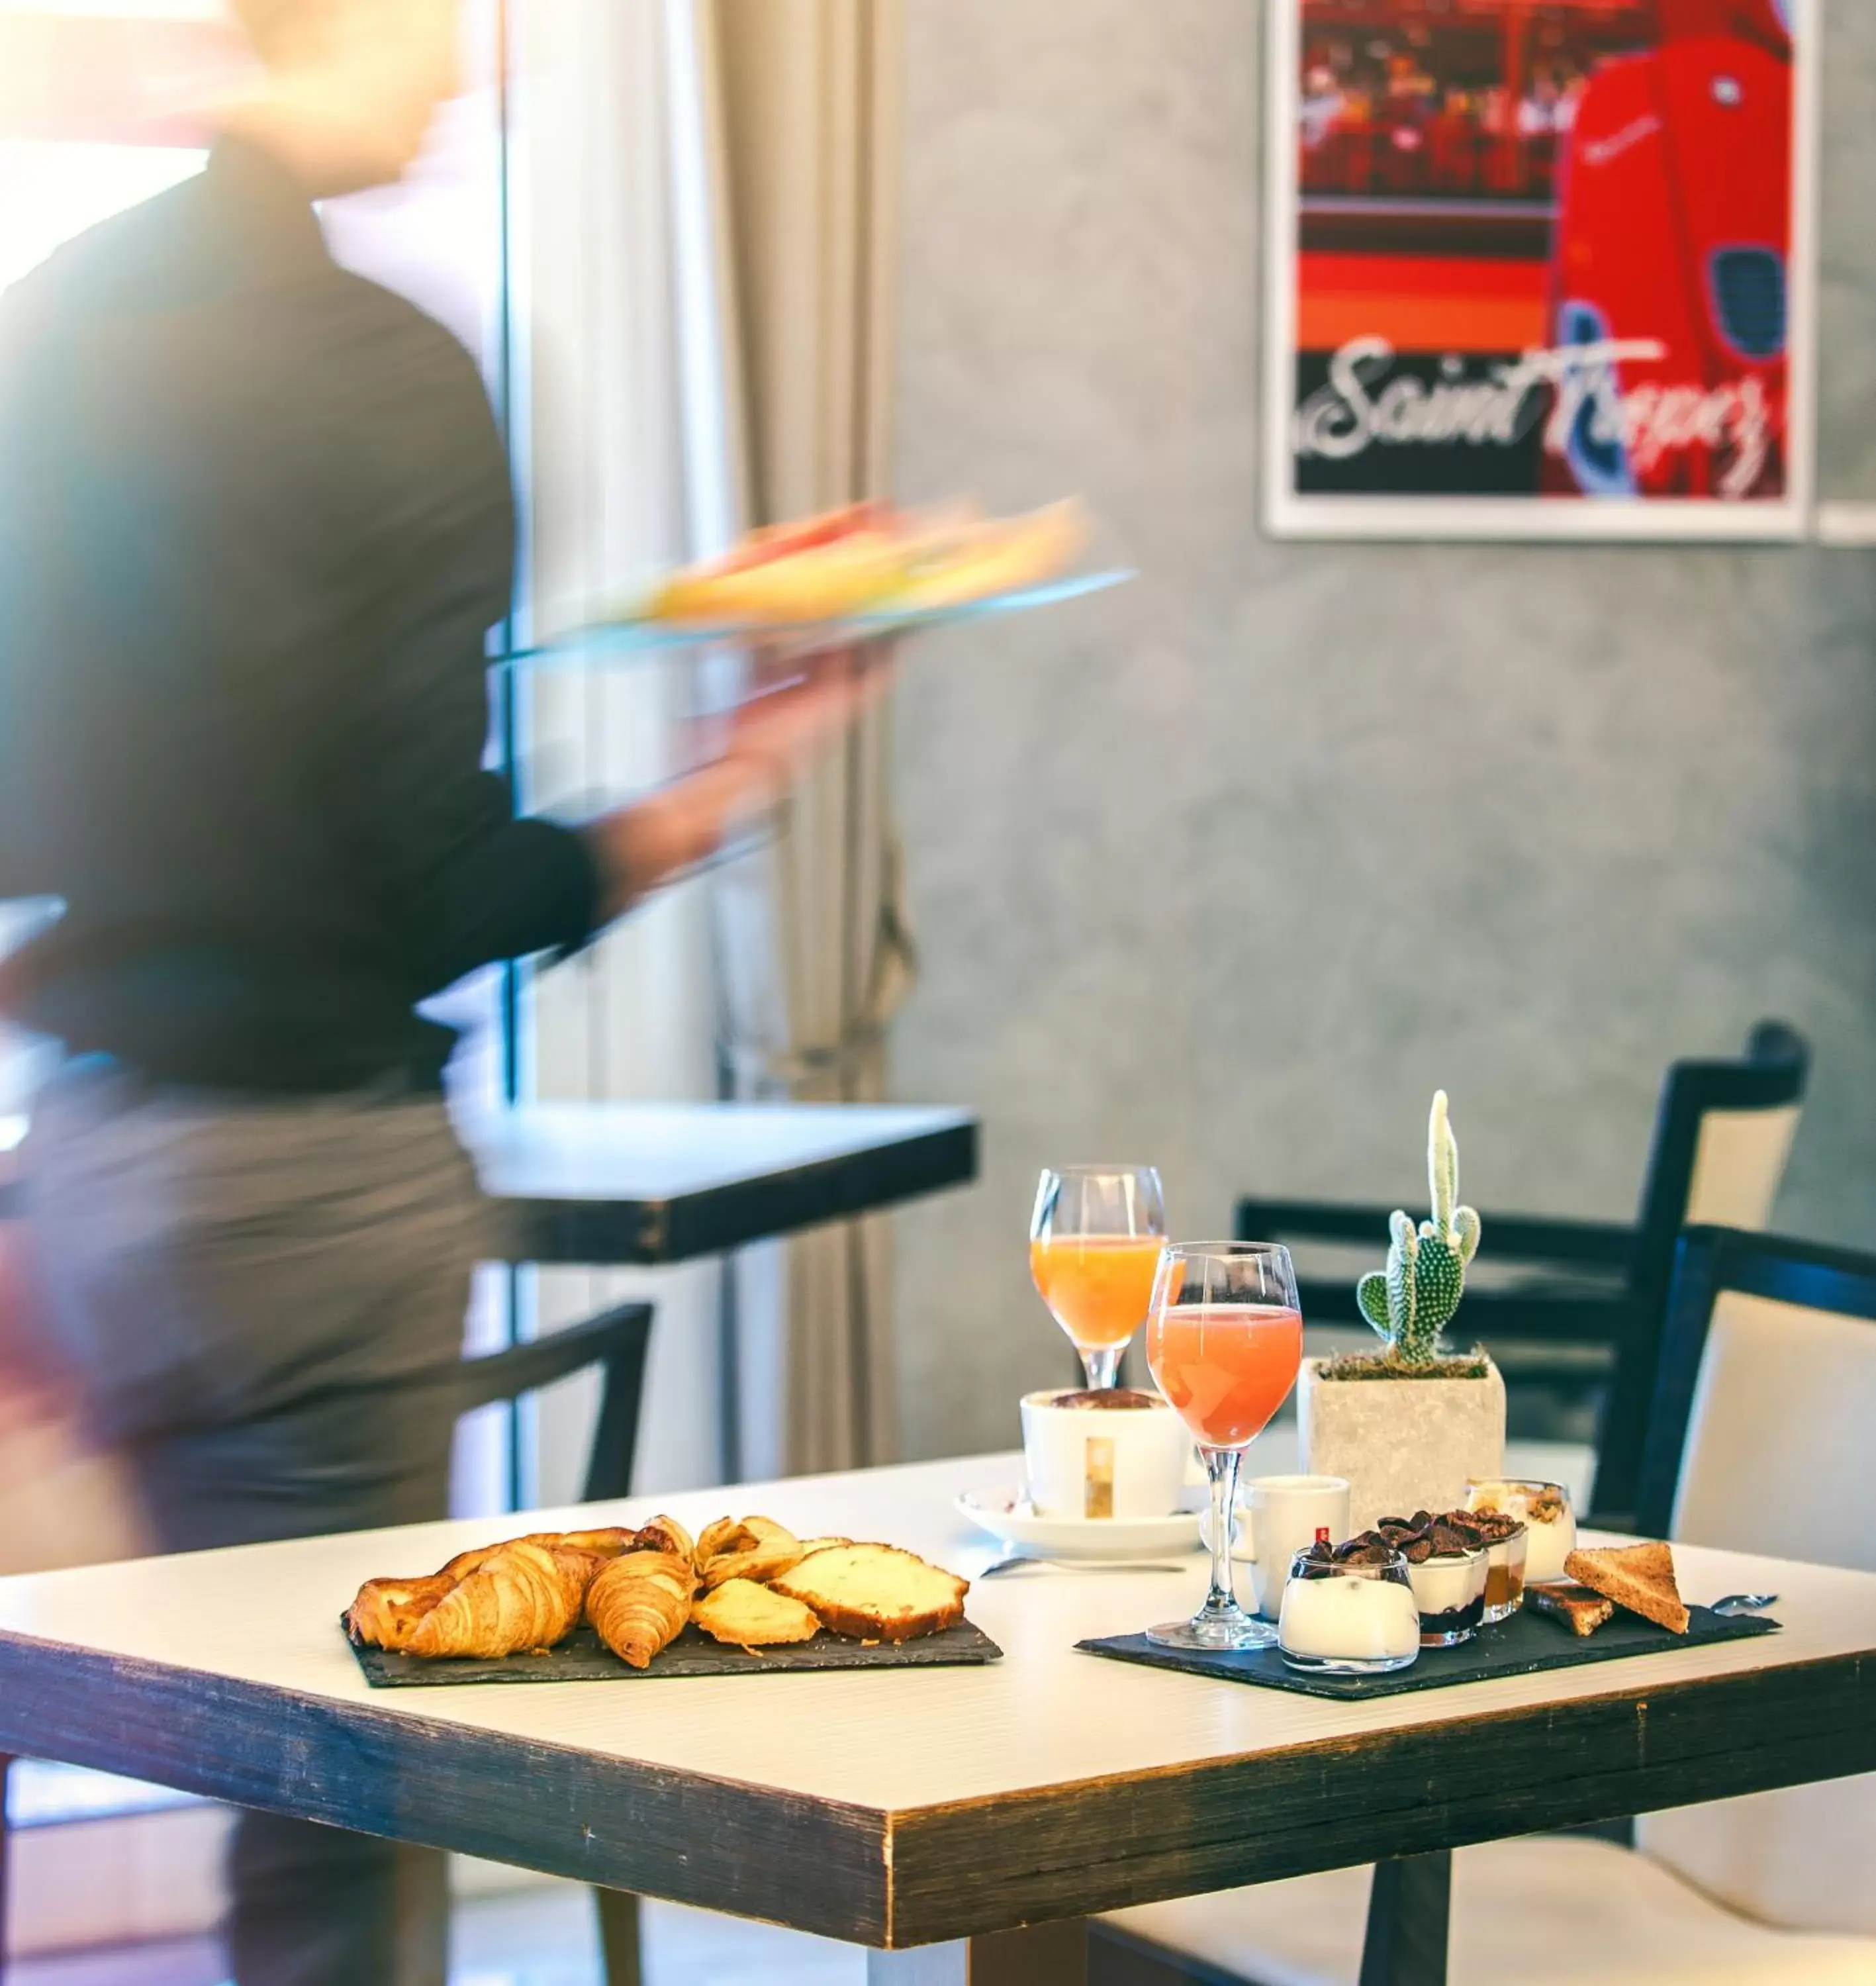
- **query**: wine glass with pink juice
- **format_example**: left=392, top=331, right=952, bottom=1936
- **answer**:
left=1145, top=1242, right=1303, bottom=1650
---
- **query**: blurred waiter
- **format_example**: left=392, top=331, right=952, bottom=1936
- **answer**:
left=0, top=2, right=876, bottom=1981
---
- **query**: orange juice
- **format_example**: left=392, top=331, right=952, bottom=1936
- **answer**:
left=1029, top=1234, right=1164, bottom=1350
left=1147, top=1303, right=1303, bottom=1448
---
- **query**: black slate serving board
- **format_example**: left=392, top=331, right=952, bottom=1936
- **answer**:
left=1078, top=1603, right=1777, bottom=1701
left=346, top=1618, right=1002, bottom=1687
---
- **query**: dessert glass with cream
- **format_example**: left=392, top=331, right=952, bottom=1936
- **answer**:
left=1466, top=1479, right=1576, bottom=1585
left=1371, top=1513, right=1489, bottom=1647
left=1466, top=1509, right=1528, bottom=1623
left=1279, top=1538, right=1419, bottom=1676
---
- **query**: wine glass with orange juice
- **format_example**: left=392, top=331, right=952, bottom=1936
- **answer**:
left=1029, top=1166, right=1168, bottom=1390
left=1145, top=1242, right=1303, bottom=1650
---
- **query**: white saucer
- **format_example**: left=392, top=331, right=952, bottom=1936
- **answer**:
left=955, top=1486, right=1202, bottom=1561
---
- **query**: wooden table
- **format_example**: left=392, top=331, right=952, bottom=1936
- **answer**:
left=0, top=1456, right=1869, bottom=1983
left=3, top=1101, right=980, bottom=1260
left=463, top=1100, right=978, bottom=1483
left=4, top=1098, right=978, bottom=1483
left=463, top=1100, right=978, bottom=1265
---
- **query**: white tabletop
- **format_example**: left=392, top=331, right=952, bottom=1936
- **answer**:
left=0, top=1451, right=1845, bottom=1811
left=3, top=1099, right=980, bottom=1262
left=462, top=1102, right=974, bottom=1203
left=1, top=1102, right=974, bottom=1192
left=0, top=1454, right=1867, bottom=1946
left=465, top=1100, right=978, bottom=1263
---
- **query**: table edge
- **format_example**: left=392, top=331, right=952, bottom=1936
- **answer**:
left=0, top=1624, right=1869, bottom=1946
left=0, top=1626, right=897, bottom=1942
left=500, top=1114, right=980, bottom=1263
left=880, top=1644, right=1876, bottom=1941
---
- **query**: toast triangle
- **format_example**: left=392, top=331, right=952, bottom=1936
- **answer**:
left=1564, top=1542, right=1690, bottom=1634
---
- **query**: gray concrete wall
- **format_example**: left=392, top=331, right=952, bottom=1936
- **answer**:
left=888, top=0, right=1876, bottom=1461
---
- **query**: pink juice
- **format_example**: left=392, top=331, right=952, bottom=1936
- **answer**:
left=1147, top=1303, right=1303, bottom=1448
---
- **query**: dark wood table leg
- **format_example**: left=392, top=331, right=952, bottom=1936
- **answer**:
left=1360, top=1851, right=1451, bottom=1986
left=594, top=1885, right=642, bottom=1986
left=869, top=1918, right=1088, bottom=1983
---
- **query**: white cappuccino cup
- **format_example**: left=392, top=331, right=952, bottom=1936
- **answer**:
left=1019, top=1388, right=1192, bottom=1520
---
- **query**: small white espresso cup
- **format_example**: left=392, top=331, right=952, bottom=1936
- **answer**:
left=1020, top=1389, right=1192, bottom=1520
left=1244, top=1475, right=1351, bottom=1619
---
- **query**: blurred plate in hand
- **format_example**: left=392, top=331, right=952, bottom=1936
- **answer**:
left=510, top=570, right=1134, bottom=664
left=955, top=1485, right=1201, bottom=1562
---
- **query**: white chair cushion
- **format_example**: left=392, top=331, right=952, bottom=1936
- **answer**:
left=1672, top=1292, right=1876, bottom=1573
left=1641, top=1784, right=1876, bottom=1942
left=1682, top=1104, right=1799, bottom=1231
left=1650, top=1285, right=1876, bottom=1937
left=1100, top=1837, right=1876, bottom=1986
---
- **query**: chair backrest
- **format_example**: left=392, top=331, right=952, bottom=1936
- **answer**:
left=1631, top=1021, right=1809, bottom=1276
left=1632, top=1226, right=1876, bottom=1939
left=1678, top=1098, right=1803, bottom=1232
left=1591, top=1021, right=1809, bottom=1521
left=456, top=1298, right=655, bottom=1506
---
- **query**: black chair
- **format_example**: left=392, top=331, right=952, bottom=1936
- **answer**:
left=1234, top=1021, right=1810, bottom=1525
left=1091, top=1223, right=1876, bottom=1986
left=0, top=1296, right=656, bottom=1985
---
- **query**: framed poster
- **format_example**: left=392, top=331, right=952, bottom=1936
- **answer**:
left=1263, top=0, right=1819, bottom=540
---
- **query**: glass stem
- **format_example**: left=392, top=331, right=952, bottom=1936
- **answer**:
left=1203, top=1446, right=1243, bottom=1615
left=1079, top=1345, right=1122, bottom=1391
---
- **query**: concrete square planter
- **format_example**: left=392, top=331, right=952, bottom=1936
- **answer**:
left=1298, top=1355, right=1507, bottom=1534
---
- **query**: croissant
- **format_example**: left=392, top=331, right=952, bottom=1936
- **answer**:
left=587, top=1550, right=694, bottom=1669
left=633, top=1514, right=696, bottom=1564
left=555, top=1526, right=641, bottom=1562
left=696, top=1515, right=806, bottom=1592
left=346, top=1573, right=455, bottom=1652
left=434, top=1525, right=637, bottom=1587
left=694, top=1516, right=753, bottom=1568
left=405, top=1541, right=590, bottom=1659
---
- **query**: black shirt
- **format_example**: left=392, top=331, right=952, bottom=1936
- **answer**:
left=0, top=137, right=598, bottom=1092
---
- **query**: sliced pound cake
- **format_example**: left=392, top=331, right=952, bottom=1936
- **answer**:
left=771, top=1544, right=968, bottom=1642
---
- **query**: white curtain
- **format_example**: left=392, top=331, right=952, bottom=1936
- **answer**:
left=500, top=0, right=913, bottom=1490
left=506, top=0, right=726, bottom=1501
left=700, top=0, right=915, bottom=1477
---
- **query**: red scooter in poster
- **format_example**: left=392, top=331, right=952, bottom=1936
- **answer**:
left=1548, top=0, right=1792, bottom=500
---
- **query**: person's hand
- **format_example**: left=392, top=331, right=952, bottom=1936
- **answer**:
left=0, top=1231, right=73, bottom=1439
left=714, top=640, right=894, bottom=808
left=583, top=639, right=894, bottom=920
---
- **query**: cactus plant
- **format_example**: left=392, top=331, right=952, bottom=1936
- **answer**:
left=1356, top=1092, right=1483, bottom=1370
